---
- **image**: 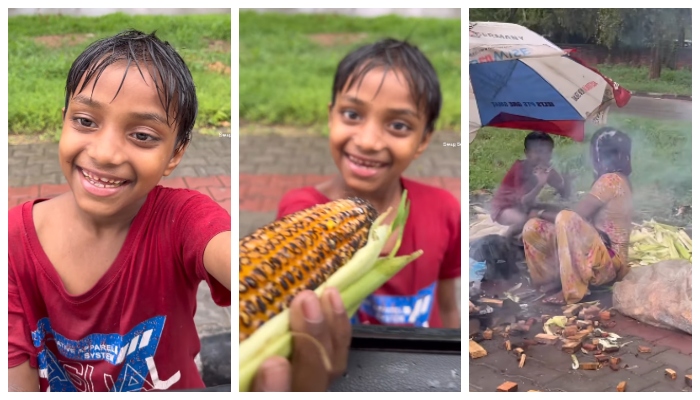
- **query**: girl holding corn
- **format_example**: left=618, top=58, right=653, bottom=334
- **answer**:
left=277, top=39, right=461, bottom=331
left=246, top=38, right=461, bottom=392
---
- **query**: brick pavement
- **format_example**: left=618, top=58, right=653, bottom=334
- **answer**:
left=7, top=133, right=232, bottom=366
left=470, top=293, right=692, bottom=392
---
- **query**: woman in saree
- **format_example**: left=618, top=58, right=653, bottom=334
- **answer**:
left=521, top=127, right=633, bottom=305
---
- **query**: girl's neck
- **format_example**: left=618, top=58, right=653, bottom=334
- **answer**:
left=66, top=193, right=145, bottom=237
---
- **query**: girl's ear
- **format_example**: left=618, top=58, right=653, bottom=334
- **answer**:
left=162, top=144, right=187, bottom=177
left=413, top=129, right=434, bottom=160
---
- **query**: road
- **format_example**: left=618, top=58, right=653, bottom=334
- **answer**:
left=610, top=96, right=692, bottom=121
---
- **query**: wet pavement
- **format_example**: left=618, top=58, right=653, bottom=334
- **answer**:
left=469, top=273, right=692, bottom=392
left=610, top=96, right=692, bottom=121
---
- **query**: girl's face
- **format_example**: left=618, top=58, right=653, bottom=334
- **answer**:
left=327, top=67, right=431, bottom=195
left=59, top=63, right=184, bottom=219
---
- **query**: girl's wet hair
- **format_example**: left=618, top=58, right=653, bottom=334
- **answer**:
left=331, top=38, right=442, bottom=134
left=590, top=126, right=633, bottom=178
left=64, top=29, right=197, bottom=153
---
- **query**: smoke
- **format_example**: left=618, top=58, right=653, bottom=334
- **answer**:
left=550, top=115, right=692, bottom=223
left=472, top=114, right=692, bottom=227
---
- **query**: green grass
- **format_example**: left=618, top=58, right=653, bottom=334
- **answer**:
left=596, top=64, right=692, bottom=96
left=8, top=12, right=231, bottom=138
left=469, top=115, right=692, bottom=203
left=239, top=10, right=461, bottom=132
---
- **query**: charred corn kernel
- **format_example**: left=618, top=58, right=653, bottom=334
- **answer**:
left=238, top=197, right=378, bottom=342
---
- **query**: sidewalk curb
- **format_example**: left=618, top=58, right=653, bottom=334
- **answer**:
left=630, top=91, right=692, bottom=101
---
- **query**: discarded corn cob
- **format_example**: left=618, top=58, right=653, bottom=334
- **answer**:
left=239, top=190, right=423, bottom=391
left=628, top=220, right=692, bottom=267
left=239, top=197, right=378, bottom=342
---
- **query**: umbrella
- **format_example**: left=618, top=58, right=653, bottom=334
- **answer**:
left=469, top=21, right=631, bottom=142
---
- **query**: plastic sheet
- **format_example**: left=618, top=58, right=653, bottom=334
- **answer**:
left=612, top=260, right=692, bottom=334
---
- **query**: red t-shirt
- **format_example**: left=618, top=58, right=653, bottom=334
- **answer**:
left=490, top=160, right=566, bottom=221
left=490, top=160, right=533, bottom=221
left=277, top=177, right=461, bottom=328
left=8, top=186, right=231, bottom=392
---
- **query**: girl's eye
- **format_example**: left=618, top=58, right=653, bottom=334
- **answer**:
left=132, top=132, right=156, bottom=142
left=342, top=110, right=360, bottom=120
left=390, top=122, right=410, bottom=132
left=75, top=118, right=95, bottom=128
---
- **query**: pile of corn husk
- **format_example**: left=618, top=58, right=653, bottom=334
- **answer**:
left=628, top=220, right=692, bottom=267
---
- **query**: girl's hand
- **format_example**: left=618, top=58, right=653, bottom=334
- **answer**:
left=252, top=288, right=352, bottom=392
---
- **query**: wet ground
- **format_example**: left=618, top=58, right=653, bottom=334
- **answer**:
left=610, top=97, right=691, bottom=122
left=468, top=262, right=692, bottom=392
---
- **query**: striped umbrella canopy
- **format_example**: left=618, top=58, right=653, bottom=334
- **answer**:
left=469, top=21, right=631, bottom=143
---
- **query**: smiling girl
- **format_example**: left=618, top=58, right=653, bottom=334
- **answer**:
left=277, top=39, right=461, bottom=330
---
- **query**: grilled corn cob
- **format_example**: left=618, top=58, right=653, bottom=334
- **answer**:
left=239, top=197, right=378, bottom=342
left=239, top=190, right=423, bottom=391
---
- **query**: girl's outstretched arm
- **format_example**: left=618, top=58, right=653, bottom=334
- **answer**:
left=203, top=231, right=231, bottom=291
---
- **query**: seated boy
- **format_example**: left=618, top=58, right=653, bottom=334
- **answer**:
left=277, top=38, right=461, bottom=330
left=490, top=131, right=571, bottom=238
left=8, top=30, right=232, bottom=392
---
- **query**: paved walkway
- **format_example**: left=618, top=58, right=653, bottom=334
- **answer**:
left=610, top=96, right=692, bottom=121
left=7, top=133, right=232, bottom=365
left=470, top=284, right=692, bottom=392
left=470, top=315, right=692, bottom=392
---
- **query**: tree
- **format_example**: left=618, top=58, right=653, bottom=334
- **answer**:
left=664, top=9, right=691, bottom=70
left=469, top=8, right=596, bottom=43
left=470, top=8, right=691, bottom=79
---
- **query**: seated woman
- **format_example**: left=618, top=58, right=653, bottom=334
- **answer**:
left=490, top=131, right=571, bottom=239
left=522, top=127, right=633, bottom=305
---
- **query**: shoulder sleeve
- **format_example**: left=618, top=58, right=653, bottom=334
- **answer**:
left=493, top=161, right=520, bottom=200
left=438, top=192, right=462, bottom=280
left=172, top=189, right=232, bottom=306
left=500, top=161, right=520, bottom=190
left=276, top=187, right=325, bottom=220
left=589, top=173, right=623, bottom=203
left=8, top=205, right=37, bottom=368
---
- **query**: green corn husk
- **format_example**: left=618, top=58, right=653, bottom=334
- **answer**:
left=239, top=190, right=421, bottom=391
